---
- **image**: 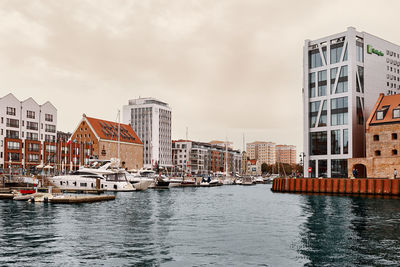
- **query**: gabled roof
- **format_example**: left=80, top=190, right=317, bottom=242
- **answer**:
left=368, top=93, right=400, bottom=127
left=85, top=116, right=142, bottom=145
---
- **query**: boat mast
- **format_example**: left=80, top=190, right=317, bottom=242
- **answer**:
left=117, top=110, right=121, bottom=168
left=225, top=137, right=228, bottom=177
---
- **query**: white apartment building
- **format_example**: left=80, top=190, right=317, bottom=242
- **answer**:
left=303, top=27, right=400, bottom=178
left=123, top=97, right=172, bottom=168
left=0, top=93, right=57, bottom=172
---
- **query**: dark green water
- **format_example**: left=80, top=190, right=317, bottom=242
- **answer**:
left=1, top=185, right=400, bottom=266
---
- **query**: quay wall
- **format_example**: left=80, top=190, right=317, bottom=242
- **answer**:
left=272, top=178, right=400, bottom=196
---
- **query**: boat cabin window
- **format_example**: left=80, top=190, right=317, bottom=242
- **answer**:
left=80, top=183, right=87, bottom=187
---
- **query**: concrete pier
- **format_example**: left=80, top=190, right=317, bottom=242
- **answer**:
left=272, top=178, right=400, bottom=196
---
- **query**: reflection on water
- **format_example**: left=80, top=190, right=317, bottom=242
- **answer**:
left=298, top=195, right=400, bottom=266
left=1, top=186, right=400, bottom=266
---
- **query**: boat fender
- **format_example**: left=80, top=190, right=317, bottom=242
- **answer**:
left=44, top=197, right=49, bottom=203
left=30, top=196, right=35, bottom=203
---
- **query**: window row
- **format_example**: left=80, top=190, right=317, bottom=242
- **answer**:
left=309, top=129, right=349, bottom=155
left=308, top=41, right=348, bottom=69
left=309, top=159, right=348, bottom=178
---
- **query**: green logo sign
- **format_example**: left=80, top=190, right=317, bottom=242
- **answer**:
left=367, top=45, right=384, bottom=56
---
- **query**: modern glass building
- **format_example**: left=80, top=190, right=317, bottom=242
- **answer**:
left=303, top=27, right=400, bottom=177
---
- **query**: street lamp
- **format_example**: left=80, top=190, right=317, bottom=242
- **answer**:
left=299, top=152, right=306, bottom=177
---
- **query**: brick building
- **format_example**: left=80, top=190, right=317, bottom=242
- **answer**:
left=65, top=114, right=144, bottom=171
left=349, top=94, right=400, bottom=178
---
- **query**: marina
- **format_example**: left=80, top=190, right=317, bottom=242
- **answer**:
left=1, top=184, right=400, bottom=266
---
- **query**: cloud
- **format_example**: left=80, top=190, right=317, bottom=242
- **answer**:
left=1, top=0, right=400, bottom=153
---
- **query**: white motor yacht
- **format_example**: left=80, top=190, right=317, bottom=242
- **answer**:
left=49, top=169, right=135, bottom=192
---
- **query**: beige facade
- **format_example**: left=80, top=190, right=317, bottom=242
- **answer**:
left=276, top=145, right=296, bottom=165
left=246, top=141, right=276, bottom=165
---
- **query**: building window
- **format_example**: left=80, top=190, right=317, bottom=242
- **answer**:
left=7, top=152, right=20, bottom=161
left=6, top=130, right=19, bottom=139
left=375, top=150, right=381, bottom=156
left=376, top=106, right=389, bottom=120
left=7, top=141, right=20, bottom=150
left=318, top=101, right=327, bottom=127
left=28, top=143, right=40, bottom=152
left=373, top=135, right=379, bottom=141
left=331, top=97, right=348, bottom=126
left=309, top=72, right=316, bottom=98
left=318, top=70, right=327, bottom=96
left=392, top=133, right=398, bottom=140
left=309, top=160, right=316, bottom=178
left=310, top=131, right=327, bottom=155
left=343, top=129, right=348, bottom=154
left=330, top=67, right=338, bottom=93
left=356, top=41, right=364, bottom=62
left=6, top=118, right=19, bottom=128
left=331, top=159, right=348, bottom=178
left=330, top=42, right=344, bottom=64
left=318, top=160, right=327, bottom=178
left=356, top=97, right=364, bottom=125
left=6, top=107, right=16, bottom=116
left=45, top=114, right=53, bottom=122
left=393, top=108, right=400, bottom=118
left=309, top=101, right=320, bottom=128
left=26, top=121, right=38, bottom=131
left=393, top=150, right=398, bottom=156
left=309, top=49, right=323, bottom=69
left=27, top=110, right=35, bottom=119
left=45, top=124, right=56, bottom=133
left=331, top=130, right=341, bottom=154
left=336, top=66, right=348, bottom=93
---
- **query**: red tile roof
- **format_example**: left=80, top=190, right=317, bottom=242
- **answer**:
left=86, top=116, right=142, bottom=144
left=368, top=94, right=400, bottom=127
left=248, top=159, right=257, bottom=165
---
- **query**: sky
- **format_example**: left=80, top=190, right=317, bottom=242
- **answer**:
left=2, top=0, right=400, bottom=156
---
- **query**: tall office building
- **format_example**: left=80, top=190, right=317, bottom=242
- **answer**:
left=122, top=97, right=172, bottom=168
left=0, top=93, right=57, bottom=172
left=303, top=27, right=400, bottom=178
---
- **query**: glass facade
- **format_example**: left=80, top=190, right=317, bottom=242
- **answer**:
left=336, top=65, right=348, bottom=93
left=309, top=160, right=316, bottom=178
left=331, top=159, right=348, bottom=178
left=331, top=130, right=341, bottom=154
left=330, top=67, right=338, bottom=93
left=330, top=42, right=344, bottom=64
left=309, top=101, right=320, bottom=128
left=310, top=131, right=327, bottom=155
left=356, top=41, right=364, bottom=62
left=318, top=160, right=327, bottom=178
left=331, top=97, right=348, bottom=126
left=309, top=73, right=316, bottom=98
left=318, top=70, right=327, bottom=96
left=309, top=49, right=323, bottom=69
left=356, top=97, right=364, bottom=125
left=343, top=129, right=348, bottom=154
left=318, top=100, right=327, bottom=127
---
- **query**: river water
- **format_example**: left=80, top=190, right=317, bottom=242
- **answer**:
left=1, top=184, right=400, bottom=266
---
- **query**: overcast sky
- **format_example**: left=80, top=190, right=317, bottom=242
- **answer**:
left=2, top=0, right=400, bottom=155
